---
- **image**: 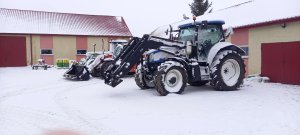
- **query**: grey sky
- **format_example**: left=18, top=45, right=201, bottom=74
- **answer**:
left=0, top=0, right=247, bottom=36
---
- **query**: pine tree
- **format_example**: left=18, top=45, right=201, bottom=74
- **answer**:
left=189, top=0, right=213, bottom=16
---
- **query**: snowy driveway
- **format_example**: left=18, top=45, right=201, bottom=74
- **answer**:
left=0, top=67, right=299, bottom=135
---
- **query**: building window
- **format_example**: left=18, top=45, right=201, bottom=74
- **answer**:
left=240, top=46, right=249, bottom=57
left=77, top=50, right=87, bottom=55
left=41, top=49, right=53, bottom=54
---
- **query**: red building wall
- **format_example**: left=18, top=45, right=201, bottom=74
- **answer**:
left=231, top=28, right=249, bottom=45
left=76, top=36, right=88, bottom=62
left=231, top=28, right=249, bottom=76
left=40, top=35, right=54, bottom=65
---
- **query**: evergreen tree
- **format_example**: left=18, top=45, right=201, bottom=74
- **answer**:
left=189, top=0, right=213, bottom=16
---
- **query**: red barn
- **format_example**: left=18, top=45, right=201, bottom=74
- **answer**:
left=0, top=8, right=132, bottom=67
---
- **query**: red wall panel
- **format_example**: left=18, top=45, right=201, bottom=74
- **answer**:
left=40, top=35, right=53, bottom=65
left=76, top=36, right=87, bottom=50
left=262, top=41, right=300, bottom=85
left=231, top=28, right=249, bottom=45
left=40, top=35, right=53, bottom=49
left=41, top=55, right=54, bottom=65
left=0, top=36, right=27, bottom=67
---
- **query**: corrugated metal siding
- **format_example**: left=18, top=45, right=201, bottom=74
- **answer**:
left=0, top=8, right=132, bottom=37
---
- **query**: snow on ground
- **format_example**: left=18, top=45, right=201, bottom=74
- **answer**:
left=0, top=67, right=299, bottom=135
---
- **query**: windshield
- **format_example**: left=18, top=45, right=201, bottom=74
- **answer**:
left=179, top=28, right=195, bottom=41
left=113, top=45, right=123, bottom=58
left=198, top=25, right=222, bottom=45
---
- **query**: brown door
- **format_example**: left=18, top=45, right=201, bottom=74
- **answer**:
left=0, top=36, right=27, bottom=67
left=261, top=41, right=300, bottom=85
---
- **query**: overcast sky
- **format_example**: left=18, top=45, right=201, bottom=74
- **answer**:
left=0, top=0, right=248, bottom=36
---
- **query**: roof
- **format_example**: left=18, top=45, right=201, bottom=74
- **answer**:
left=178, top=20, right=225, bottom=29
left=151, top=0, right=300, bottom=38
left=0, top=8, right=132, bottom=37
left=195, top=0, right=300, bottom=29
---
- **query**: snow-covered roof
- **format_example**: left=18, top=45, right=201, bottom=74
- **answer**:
left=0, top=8, right=132, bottom=37
left=196, top=0, right=300, bottom=29
left=178, top=20, right=225, bottom=29
left=109, top=39, right=128, bottom=43
left=151, top=0, right=300, bottom=38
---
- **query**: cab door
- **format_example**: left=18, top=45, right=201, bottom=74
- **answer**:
left=197, top=25, right=223, bottom=62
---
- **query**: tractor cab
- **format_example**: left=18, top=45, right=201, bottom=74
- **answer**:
left=109, top=40, right=128, bottom=53
left=178, top=20, right=226, bottom=62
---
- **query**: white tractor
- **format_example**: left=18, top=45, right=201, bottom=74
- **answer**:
left=104, top=19, right=245, bottom=96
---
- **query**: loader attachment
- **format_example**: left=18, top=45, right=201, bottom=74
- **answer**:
left=104, top=34, right=184, bottom=87
left=63, top=64, right=90, bottom=81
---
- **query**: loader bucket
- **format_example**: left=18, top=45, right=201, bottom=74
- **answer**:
left=63, top=64, right=90, bottom=81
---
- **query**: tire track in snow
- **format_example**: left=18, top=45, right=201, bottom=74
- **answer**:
left=53, top=81, right=118, bottom=135
left=0, top=105, right=91, bottom=135
left=0, top=82, right=94, bottom=135
left=0, top=79, right=117, bottom=135
left=0, top=79, right=91, bottom=103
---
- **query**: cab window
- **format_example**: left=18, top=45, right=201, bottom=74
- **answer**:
left=198, top=25, right=222, bottom=45
left=179, top=28, right=195, bottom=41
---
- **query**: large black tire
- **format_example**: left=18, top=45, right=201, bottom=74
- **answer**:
left=79, top=70, right=90, bottom=81
left=91, top=64, right=102, bottom=77
left=134, top=64, right=154, bottom=89
left=99, top=61, right=114, bottom=79
left=154, top=61, right=187, bottom=96
left=188, top=81, right=209, bottom=86
left=210, top=50, right=245, bottom=91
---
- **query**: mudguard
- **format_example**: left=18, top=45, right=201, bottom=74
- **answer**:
left=207, top=42, right=245, bottom=66
left=165, top=57, right=189, bottom=69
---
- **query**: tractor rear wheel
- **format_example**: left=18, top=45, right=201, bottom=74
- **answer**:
left=91, top=64, right=102, bottom=77
left=210, top=50, right=245, bottom=91
left=154, top=61, right=187, bottom=96
left=134, top=64, right=154, bottom=89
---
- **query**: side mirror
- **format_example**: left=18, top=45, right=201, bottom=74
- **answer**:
left=225, top=27, right=234, bottom=38
left=165, top=25, right=173, bottom=35
left=165, top=29, right=169, bottom=35
left=165, top=25, right=174, bottom=40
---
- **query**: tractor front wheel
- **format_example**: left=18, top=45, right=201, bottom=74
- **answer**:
left=134, top=64, right=154, bottom=89
left=154, top=62, right=187, bottom=96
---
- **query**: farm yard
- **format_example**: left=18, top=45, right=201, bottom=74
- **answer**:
left=0, top=67, right=299, bottom=135
left=0, top=0, right=300, bottom=134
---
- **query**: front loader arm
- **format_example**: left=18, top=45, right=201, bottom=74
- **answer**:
left=104, top=34, right=184, bottom=87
